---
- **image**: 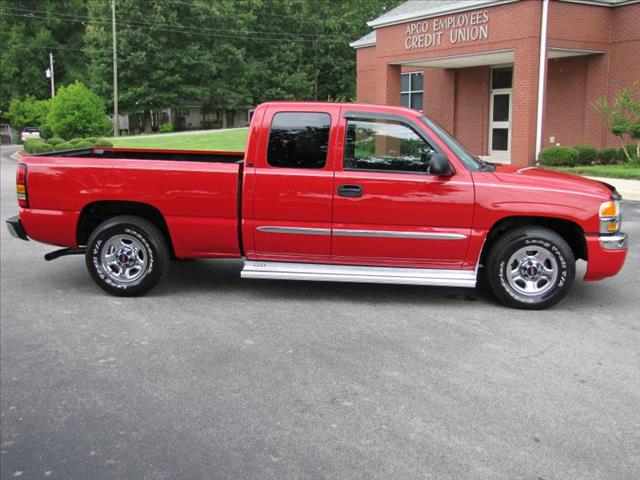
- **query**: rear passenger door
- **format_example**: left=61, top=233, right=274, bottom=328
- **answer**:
left=250, top=106, right=337, bottom=262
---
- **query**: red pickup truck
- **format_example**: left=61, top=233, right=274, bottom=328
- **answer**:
left=7, top=102, right=628, bottom=309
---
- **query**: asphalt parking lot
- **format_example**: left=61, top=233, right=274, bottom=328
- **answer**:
left=1, top=144, right=639, bottom=479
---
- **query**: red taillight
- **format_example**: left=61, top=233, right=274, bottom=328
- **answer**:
left=16, top=163, right=28, bottom=208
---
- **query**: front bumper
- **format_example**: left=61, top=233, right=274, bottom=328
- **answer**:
left=599, top=232, right=628, bottom=250
left=6, top=215, right=29, bottom=241
left=584, top=232, right=628, bottom=281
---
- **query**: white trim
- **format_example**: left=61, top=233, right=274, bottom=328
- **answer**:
left=389, top=48, right=515, bottom=68
left=367, top=0, right=519, bottom=28
left=241, top=261, right=477, bottom=288
left=535, top=0, right=549, bottom=162
left=557, top=0, right=639, bottom=6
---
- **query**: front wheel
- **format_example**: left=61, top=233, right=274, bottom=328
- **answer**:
left=86, top=215, right=169, bottom=296
left=486, top=227, right=575, bottom=309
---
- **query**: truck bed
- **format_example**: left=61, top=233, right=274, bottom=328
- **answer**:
left=20, top=147, right=245, bottom=259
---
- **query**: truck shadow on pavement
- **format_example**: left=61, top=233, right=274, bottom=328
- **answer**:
left=153, top=259, right=499, bottom=308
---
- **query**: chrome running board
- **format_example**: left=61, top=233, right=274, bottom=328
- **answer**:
left=241, top=261, right=476, bottom=288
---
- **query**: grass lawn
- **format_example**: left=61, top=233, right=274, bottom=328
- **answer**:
left=110, top=128, right=248, bottom=151
left=550, top=164, right=640, bottom=180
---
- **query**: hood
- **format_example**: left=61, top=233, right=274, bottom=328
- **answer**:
left=489, top=165, right=616, bottom=200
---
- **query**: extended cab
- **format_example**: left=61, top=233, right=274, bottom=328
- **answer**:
left=6, top=102, right=628, bottom=309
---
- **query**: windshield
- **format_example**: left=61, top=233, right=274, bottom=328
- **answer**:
left=419, top=116, right=482, bottom=171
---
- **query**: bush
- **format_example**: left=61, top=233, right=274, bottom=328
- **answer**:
left=47, top=137, right=66, bottom=146
left=23, top=138, right=47, bottom=152
left=630, top=156, right=640, bottom=167
left=539, top=146, right=578, bottom=166
left=54, top=142, right=74, bottom=151
left=158, top=122, right=174, bottom=133
left=46, top=81, right=112, bottom=139
left=7, top=96, right=50, bottom=133
left=597, top=148, right=618, bottom=164
left=84, top=137, right=98, bottom=144
left=616, top=144, right=638, bottom=161
left=25, top=142, right=54, bottom=154
left=93, top=139, right=114, bottom=148
left=573, top=145, right=598, bottom=165
left=73, top=140, right=94, bottom=149
left=69, top=137, right=85, bottom=145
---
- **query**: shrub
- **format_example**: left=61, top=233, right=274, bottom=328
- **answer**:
left=26, top=142, right=54, bottom=154
left=73, top=140, right=94, bottom=149
left=630, top=156, right=640, bottom=167
left=158, top=122, right=174, bottom=133
left=69, top=137, right=85, bottom=145
left=539, top=146, right=578, bottom=166
left=54, top=142, right=74, bottom=151
left=7, top=96, right=50, bottom=133
left=93, top=139, right=114, bottom=148
left=84, top=137, right=97, bottom=144
left=573, top=145, right=598, bottom=165
left=597, top=148, right=618, bottom=164
left=47, top=137, right=65, bottom=146
left=23, top=137, right=45, bottom=148
left=46, top=81, right=112, bottom=139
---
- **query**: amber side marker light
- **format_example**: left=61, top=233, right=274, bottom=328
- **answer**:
left=599, top=199, right=620, bottom=234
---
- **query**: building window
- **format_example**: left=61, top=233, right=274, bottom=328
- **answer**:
left=401, top=72, right=423, bottom=111
left=344, top=118, right=436, bottom=173
left=267, top=112, right=331, bottom=169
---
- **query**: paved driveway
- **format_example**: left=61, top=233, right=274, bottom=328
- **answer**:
left=1, top=146, right=639, bottom=479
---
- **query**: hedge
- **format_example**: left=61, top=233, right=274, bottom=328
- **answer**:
left=539, top=147, right=578, bottom=166
left=574, top=145, right=598, bottom=165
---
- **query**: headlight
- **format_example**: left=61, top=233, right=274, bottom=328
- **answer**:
left=599, top=199, right=621, bottom=233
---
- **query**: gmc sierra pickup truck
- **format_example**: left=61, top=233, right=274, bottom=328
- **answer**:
left=6, top=102, right=628, bottom=309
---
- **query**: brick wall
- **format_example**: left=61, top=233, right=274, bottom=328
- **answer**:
left=354, top=0, right=639, bottom=164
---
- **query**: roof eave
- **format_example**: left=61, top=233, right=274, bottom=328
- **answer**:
left=367, top=0, right=519, bottom=28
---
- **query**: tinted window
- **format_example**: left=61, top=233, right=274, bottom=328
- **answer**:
left=344, top=118, right=436, bottom=173
left=267, top=112, right=331, bottom=169
left=492, top=67, right=512, bottom=89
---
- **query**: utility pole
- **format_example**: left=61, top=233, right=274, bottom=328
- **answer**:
left=112, top=0, right=119, bottom=137
left=48, top=52, right=55, bottom=98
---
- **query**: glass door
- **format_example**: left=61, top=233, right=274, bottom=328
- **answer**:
left=489, top=67, right=513, bottom=157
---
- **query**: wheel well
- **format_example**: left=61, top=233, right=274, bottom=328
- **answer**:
left=479, top=216, right=587, bottom=265
left=77, top=201, right=174, bottom=255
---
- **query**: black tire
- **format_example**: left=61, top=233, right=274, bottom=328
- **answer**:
left=486, top=226, right=575, bottom=310
left=85, top=215, right=169, bottom=297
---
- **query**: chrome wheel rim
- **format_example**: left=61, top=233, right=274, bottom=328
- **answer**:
left=506, top=245, right=558, bottom=296
left=100, top=234, right=149, bottom=283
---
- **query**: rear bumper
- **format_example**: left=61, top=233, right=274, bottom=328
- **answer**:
left=6, top=215, right=29, bottom=241
left=583, top=232, right=628, bottom=281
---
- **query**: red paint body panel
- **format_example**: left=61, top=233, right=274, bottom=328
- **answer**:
left=14, top=102, right=627, bottom=283
left=583, top=236, right=628, bottom=281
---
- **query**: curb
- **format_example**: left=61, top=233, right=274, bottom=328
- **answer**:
left=10, top=149, right=23, bottom=161
left=585, top=176, right=640, bottom=202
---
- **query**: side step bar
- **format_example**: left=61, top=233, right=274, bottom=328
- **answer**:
left=241, top=261, right=476, bottom=288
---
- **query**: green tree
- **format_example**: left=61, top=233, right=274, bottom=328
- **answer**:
left=46, top=81, right=111, bottom=138
left=595, top=83, right=640, bottom=161
left=6, top=95, right=50, bottom=132
left=0, top=0, right=88, bottom=112
left=85, top=0, right=254, bottom=132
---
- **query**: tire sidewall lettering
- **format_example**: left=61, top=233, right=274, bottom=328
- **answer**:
left=498, top=237, right=569, bottom=304
left=91, top=226, right=155, bottom=290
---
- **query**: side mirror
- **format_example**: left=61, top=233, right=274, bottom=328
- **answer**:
left=429, top=152, right=453, bottom=176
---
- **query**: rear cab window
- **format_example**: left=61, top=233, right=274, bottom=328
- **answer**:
left=267, top=112, right=331, bottom=169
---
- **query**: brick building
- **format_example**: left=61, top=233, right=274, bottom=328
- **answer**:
left=351, top=0, right=640, bottom=166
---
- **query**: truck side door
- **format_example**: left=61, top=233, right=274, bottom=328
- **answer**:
left=247, top=105, right=338, bottom=262
left=331, top=110, right=474, bottom=269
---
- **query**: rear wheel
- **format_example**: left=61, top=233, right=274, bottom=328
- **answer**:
left=486, top=226, right=575, bottom=309
left=86, top=215, right=169, bottom=296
